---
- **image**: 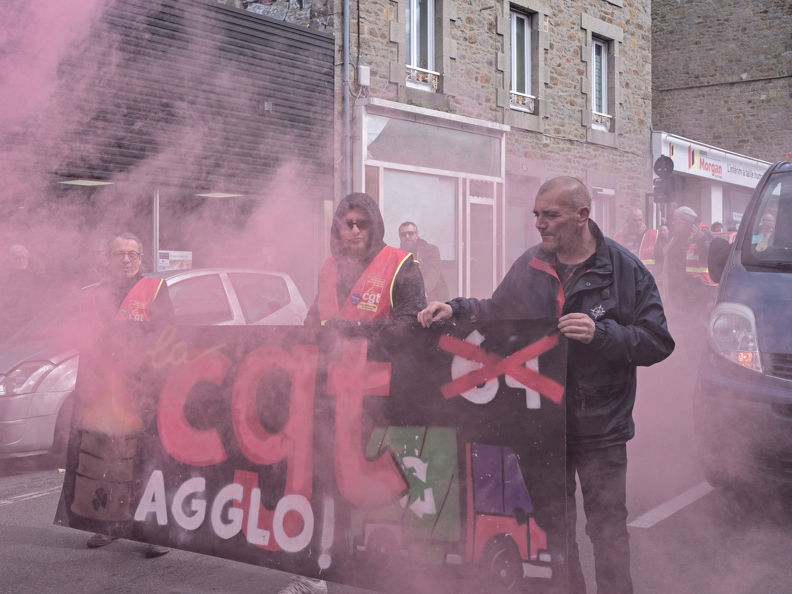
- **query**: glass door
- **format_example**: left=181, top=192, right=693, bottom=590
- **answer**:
left=467, top=180, right=496, bottom=299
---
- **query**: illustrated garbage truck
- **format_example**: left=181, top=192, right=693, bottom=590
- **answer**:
left=348, top=426, right=552, bottom=589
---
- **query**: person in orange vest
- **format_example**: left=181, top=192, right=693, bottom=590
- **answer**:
left=662, top=207, right=715, bottom=352
left=74, top=232, right=173, bottom=556
left=306, top=192, right=426, bottom=327
left=288, top=194, right=426, bottom=594
left=613, top=207, right=647, bottom=256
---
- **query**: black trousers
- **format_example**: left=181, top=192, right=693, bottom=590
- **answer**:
left=566, top=444, right=632, bottom=594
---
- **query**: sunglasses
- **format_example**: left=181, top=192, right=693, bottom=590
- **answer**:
left=399, top=231, right=416, bottom=238
left=343, top=219, right=369, bottom=230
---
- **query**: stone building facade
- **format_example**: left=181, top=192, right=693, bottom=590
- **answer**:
left=225, top=0, right=655, bottom=296
left=652, top=0, right=791, bottom=164
left=650, top=0, right=787, bottom=230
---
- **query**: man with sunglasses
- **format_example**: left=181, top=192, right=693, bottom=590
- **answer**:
left=398, top=221, right=450, bottom=304
left=74, top=232, right=173, bottom=557
left=305, top=192, right=426, bottom=327
left=287, top=194, right=425, bottom=594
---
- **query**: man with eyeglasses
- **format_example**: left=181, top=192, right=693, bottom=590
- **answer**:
left=74, top=232, right=173, bottom=557
left=398, top=221, right=450, bottom=304
left=287, top=194, right=425, bottom=594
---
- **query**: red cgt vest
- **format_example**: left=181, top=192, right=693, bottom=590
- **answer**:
left=318, top=246, right=413, bottom=322
left=80, top=277, right=165, bottom=325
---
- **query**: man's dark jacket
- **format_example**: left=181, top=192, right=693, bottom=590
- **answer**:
left=449, top=220, right=674, bottom=451
left=411, top=237, right=450, bottom=303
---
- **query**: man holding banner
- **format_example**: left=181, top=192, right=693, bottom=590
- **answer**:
left=419, top=177, right=674, bottom=594
left=72, top=232, right=173, bottom=557
left=307, top=192, right=426, bottom=326
left=286, top=194, right=426, bottom=593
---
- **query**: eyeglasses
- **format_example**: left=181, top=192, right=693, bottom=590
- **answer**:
left=399, top=231, right=416, bottom=238
left=111, top=251, right=141, bottom=261
left=344, top=219, right=369, bottom=230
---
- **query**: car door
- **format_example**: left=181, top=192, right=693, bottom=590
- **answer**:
left=167, top=272, right=239, bottom=325
left=226, top=272, right=305, bottom=325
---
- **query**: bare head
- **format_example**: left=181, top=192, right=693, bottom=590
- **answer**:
left=107, top=232, right=143, bottom=278
left=627, top=207, right=644, bottom=234
left=533, top=177, right=592, bottom=260
left=398, top=221, right=419, bottom=250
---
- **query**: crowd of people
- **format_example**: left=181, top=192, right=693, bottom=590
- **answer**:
left=7, top=180, right=742, bottom=594
left=610, top=201, right=740, bottom=353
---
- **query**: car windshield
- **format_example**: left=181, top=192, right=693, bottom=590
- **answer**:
left=740, top=169, right=792, bottom=271
left=7, top=289, right=84, bottom=344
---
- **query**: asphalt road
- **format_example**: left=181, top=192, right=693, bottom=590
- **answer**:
left=2, top=343, right=791, bottom=594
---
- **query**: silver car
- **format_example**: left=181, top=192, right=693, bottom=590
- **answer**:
left=0, top=268, right=308, bottom=460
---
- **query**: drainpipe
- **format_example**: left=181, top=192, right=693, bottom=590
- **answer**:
left=343, top=0, right=351, bottom=196
left=152, top=185, right=160, bottom=272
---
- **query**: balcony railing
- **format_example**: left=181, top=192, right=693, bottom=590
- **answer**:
left=510, top=91, right=536, bottom=114
left=406, top=65, right=440, bottom=91
left=592, top=111, right=613, bottom=132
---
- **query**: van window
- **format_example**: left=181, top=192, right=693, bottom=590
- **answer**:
left=741, top=170, right=792, bottom=271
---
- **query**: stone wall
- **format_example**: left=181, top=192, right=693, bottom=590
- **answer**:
left=652, top=0, right=792, bottom=163
left=229, top=0, right=656, bottom=229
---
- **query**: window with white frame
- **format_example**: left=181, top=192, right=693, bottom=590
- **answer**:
left=591, top=37, right=610, bottom=131
left=592, top=38, right=608, bottom=114
left=510, top=10, right=533, bottom=111
left=406, top=0, right=438, bottom=89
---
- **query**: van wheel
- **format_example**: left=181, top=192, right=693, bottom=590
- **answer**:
left=481, top=536, right=523, bottom=591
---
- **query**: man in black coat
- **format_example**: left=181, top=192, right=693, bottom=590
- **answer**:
left=419, top=176, right=674, bottom=594
left=398, top=221, right=450, bottom=303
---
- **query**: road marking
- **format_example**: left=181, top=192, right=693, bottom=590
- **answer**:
left=629, top=481, right=714, bottom=529
left=0, top=486, right=62, bottom=507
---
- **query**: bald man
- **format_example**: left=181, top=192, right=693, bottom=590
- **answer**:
left=419, top=176, right=674, bottom=594
left=614, top=207, right=647, bottom=256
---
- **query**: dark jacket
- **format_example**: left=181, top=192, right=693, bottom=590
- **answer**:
left=411, top=237, right=450, bottom=303
left=307, top=193, right=426, bottom=324
left=449, top=220, right=674, bottom=451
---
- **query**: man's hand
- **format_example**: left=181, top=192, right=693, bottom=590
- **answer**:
left=690, top=223, right=705, bottom=241
left=558, top=313, right=596, bottom=344
left=418, top=301, right=453, bottom=328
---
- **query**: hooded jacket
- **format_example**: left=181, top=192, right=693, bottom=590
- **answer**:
left=449, top=220, right=674, bottom=451
left=307, top=193, right=426, bottom=324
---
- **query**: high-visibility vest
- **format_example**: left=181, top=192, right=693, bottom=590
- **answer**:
left=80, top=277, right=166, bottom=325
left=638, top=229, right=658, bottom=268
left=683, top=239, right=716, bottom=286
left=661, top=233, right=716, bottom=301
left=317, top=246, right=413, bottom=322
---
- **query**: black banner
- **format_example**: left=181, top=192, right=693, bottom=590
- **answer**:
left=56, top=320, right=568, bottom=593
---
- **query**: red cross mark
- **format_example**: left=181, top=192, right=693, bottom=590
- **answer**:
left=439, top=333, right=564, bottom=404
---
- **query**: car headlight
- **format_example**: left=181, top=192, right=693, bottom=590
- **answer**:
left=708, top=303, right=762, bottom=373
left=0, top=361, right=55, bottom=397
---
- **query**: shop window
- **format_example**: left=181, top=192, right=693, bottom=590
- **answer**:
left=406, top=0, right=438, bottom=90
left=381, top=169, right=459, bottom=295
left=510, top=10, right=534, bottom=113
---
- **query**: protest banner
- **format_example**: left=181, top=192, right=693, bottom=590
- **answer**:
left=56, top=320, right=568, bottom=593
